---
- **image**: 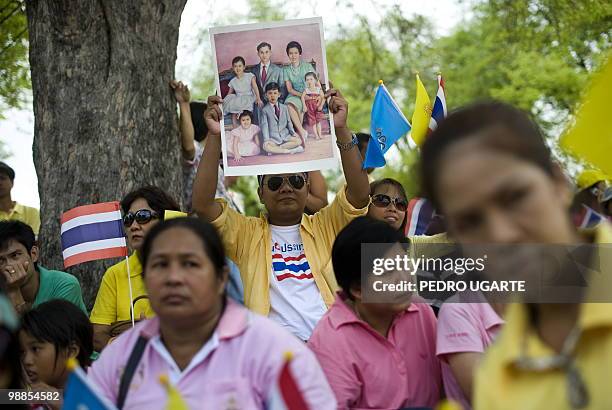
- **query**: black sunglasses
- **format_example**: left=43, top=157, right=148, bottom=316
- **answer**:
left=123, top=209, right=159, bottom=227
left=371, top=194, right=408, bottom=212
left=266, top=175, right=306, bottom=191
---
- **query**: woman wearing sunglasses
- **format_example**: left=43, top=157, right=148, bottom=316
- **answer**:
left=192, top=89, right=370, bottom=342
left=367, top=178, right=409, bottom=232
left=90, top=186, right=180, bottom=351
left=419, top=101, right=612, bottom=409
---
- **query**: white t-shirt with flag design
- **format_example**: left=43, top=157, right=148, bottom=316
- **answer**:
left=268, top=224, right=327, bottom=341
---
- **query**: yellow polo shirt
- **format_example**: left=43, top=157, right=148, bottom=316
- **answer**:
left=211, top=185, right=369, bottom=315
left=0, top=202, right=40, bottom=234
left=90, top=252, right=154, bottom=324
left=474, top=223, right=612, bottom=410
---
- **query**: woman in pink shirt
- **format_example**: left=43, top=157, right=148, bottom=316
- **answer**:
left=309, top=217, right=442, bottom=409
left=436, top=296, right=504, bottom=409
left=88, top=217, right=335, bottom=409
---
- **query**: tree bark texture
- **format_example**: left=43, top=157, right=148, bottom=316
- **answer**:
left=26, top=0, right=187, bottom=309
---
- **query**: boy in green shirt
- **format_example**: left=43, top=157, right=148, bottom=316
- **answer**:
left=0, top=220, right=86, bottom=314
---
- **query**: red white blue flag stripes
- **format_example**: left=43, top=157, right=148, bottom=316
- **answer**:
left=61, top=202, right=127, bottom=268
left=428, top=74, right=447, bottom=132
left=404, top=197, right=436, bottom=237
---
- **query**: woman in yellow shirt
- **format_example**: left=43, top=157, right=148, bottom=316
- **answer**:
left=90, top=186, right=180, bottom=351
left=419, top=101, right=612, bottom=409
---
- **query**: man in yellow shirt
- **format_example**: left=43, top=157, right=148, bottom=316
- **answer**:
left=0, top=162, right=40, bottom=235
left=192, top=90, right=370, bottom=341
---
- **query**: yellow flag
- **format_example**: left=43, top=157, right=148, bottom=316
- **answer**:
left=435, top=399, right=463, bottom=410
left=410, top=73, right=432, bottom=146
left=560, top=56, right=612, bottom=176
left=164, top=210, right=188, bottom=220
left=159, top=374, right=189, bottom=410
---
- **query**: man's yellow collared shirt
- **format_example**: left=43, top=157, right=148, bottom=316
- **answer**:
left=211, top=185, right=369, bottom=315
left=474, top=223, right=612, bottom=410
left=0, top=202, right=40, bottom=234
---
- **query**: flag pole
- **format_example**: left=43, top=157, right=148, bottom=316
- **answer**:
left=125, top=255, right=135, bottom=328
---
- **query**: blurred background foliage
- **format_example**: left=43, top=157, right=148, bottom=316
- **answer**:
left=190, top=0, right=610, bottom=214
left=2, top=0, right=609, bottom=215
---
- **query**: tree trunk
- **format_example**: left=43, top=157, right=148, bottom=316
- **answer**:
left=26, top=0, right=187, bottom=309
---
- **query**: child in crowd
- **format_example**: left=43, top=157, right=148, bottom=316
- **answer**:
left=301, top=72, right=326, bottom=140
left=20, top=299, right=93, bottom=408
left=228, top=110, right=260, bottom=162
left=223, top=56, right=263, bottom=126
left=259, top=82, right=303, bottom=155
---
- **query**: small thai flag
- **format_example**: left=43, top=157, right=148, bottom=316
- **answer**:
left=575, top=204, right=607, bottom=229
left=61, top=202, right=127, bottom=268
left=428, top=74, right=447, bottom=133
left=63, top=358, right=117, bottom=410
left=267, top=352, right=309, bottom=410
left=404, top=198, right=435, bottom=237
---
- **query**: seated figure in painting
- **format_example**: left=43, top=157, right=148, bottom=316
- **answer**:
left=228, top=110, right=261, bottom=162
left=259, top=82, right=303, bottom=155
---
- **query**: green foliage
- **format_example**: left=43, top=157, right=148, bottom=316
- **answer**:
left=230, top=175, right=264, bottom=216
left=0, top=0, right=29, bottom=117
left=191, top=0, right=611, bottom=212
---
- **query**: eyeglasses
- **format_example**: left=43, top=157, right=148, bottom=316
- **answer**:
left=123, top=209, right=159, bottom=227
left=371, top=194, right=408, bottom=212
left=266, top=175, right=306, bottom=191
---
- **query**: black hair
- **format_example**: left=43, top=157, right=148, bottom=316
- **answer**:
left=304, top=71, right=318, bottom=81
left=257, top=42, right=272, bottom=52
left=20, top=299, right=94, bottom=368
left=120, top=186, right=181, bottom=217
left=232, top=56, right=246, bottom=66
left=420, top=101, right=554, bottom=209
left=141, top=218, right=226, bottom=279
left=355, top=133, right=370, bottom=155
left=0, top=220, right=35, bottom=255
left=265, top=82, right=280, bottom=93
left=369, top=178, right=409, bottom=232
left=286, top=41, right=302, bottom=55
left=238, top=110, right=253, bottom=121
left=332, top=216, right=408, bottom=300
left=0, top=162, right=15, bottom=181
left=189, top=101, right=208, bottom=142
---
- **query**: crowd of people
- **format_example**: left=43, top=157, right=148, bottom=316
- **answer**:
left=0, top=76, right=611, bottom=410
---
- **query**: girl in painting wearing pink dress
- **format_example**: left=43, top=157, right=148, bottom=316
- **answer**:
left=228, top=111, right=260, bottom=162
left=301, top=71, right=326, bottom=140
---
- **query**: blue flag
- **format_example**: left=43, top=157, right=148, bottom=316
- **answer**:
left=363, top=83, right=411, bottom=168
left=63, top=362, right=117, bottom=410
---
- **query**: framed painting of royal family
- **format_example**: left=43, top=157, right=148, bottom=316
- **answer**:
left=210, top=17, right=337, bottom=176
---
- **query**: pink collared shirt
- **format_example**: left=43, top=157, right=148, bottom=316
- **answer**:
left=88, top=300, right=336, bottom=409
left=436, top=301, right=504, bottom=410
left=308, top=294, right=442, bottom=409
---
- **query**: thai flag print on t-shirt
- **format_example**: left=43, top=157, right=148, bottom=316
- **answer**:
left=272, top=240, right=313, bottom=282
